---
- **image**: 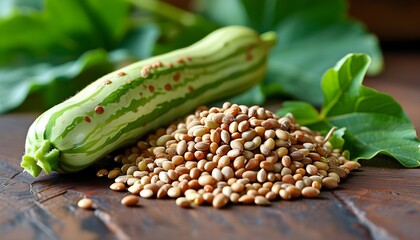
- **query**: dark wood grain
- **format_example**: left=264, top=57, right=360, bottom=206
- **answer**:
left=1, top=53, right=420, bottom=240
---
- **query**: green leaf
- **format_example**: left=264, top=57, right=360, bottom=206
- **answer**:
left=0, top=49, right=113, bottom=113
left=0, top=0, right=130, bottom=66
left=0, top=0, right=163, bottom=113
left=321, top=53, right=371, bottom=117
left=329, top=127, right=346, bottom=150
left=278, top=54, right=420, bottom=168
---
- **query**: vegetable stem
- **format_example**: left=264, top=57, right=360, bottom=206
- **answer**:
left=261, top=31, right=277, bottom=49
left=21, top=140, right=60, bottom=177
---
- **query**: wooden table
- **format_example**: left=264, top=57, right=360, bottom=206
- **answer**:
left=1, top=52, right=419, bottom=240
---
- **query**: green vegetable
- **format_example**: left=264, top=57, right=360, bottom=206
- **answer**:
left=277, top=54, right=420, bottom=168
left=21, top=26, right=277, bottom=177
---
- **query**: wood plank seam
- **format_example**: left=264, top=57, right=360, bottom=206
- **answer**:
left=332, top=192, right=398, bottom=240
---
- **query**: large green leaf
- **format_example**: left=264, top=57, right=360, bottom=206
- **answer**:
left=0, top=0, right=161, bottom=114
left=0, top=49, right=113, bottom=113
left=277, top=54, right=419, bottom=168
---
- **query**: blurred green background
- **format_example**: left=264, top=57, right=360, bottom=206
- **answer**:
left=0, top=0, right=404, bottom=114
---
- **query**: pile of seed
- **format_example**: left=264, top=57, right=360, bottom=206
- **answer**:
left=95, top=102, right=360, bottom=208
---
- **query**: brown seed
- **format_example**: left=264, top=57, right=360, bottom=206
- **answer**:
left=231, top=182, right=244, bottom=192
left=328, top=172, right=341, bottom=183
left=156, top=134, right=174, bottom=146
left=204, top=161, right=217, bottom=172
left=110, top=182, right=126, bottom=191
left=107, top=169, right=120, bottom=179
left=144, top=183, right=160, bottom=194
left=279, top=189, right=291, bottom=200
left=302, top=187, right=320, bottom=198
left=242, top=130, right=256, bottom=141
left=167, top=186, right=181, bottom=198
left=221, top=130, right=230, bottom=144
left=282, top=174, right=296, bottom=185
left=176, top=197, right=191, bottom=208
left=329, top=166, right=348, bottom=178
left=259, top=144, right=271, bottom=156
left=242, top=170, right=257, bottom=182
left=322, top=177, right=338, bottom=189
left=213, top=193, right=229, bottom=208
left=290, top=151, right=304, bottom=161
left=202, top=192, right=214, bottom=204
left=212, top=168, right=223, bottom=181
left=343, top=161, right=361, bottom=171
left=257, top=169, right=267, bottom=183
left=227, top=149, right=242, bottom=158
left=198, top=175, right=216, bottom=186
left=190, top=168, right=201, bottom=179
left=128, top=184, right=143, bottom=194
left=245, top=158, right=259, bottom=170
left=221, top=166, right=234, bottom=180
left=258, top=187, right=270, bottom=196
left=156, top=185, right=170, bottom=198
left=176, top=140, right=187, bottom=155
left=162, top=160, right=175, bottom=170
left=244, top=141, right=257, bottom=150
left=306, top=164, right=318, bottom=175
left=140, top=188, right=154, bottom=198
left=230, top=139, right=244, bottom=150
left=188, top=179, right=200, bottom=190
left=286, top=186, right=301, bottom=198
left=230, top=192, right=240, bottom=203
left=195, top=142, right=210, bottom=151
left=265, top=191, right=277, bottom=201
left=260, top=161, right=274, bottom=171
left=96, top=169, right=108, bottom=177
left=216, top=145, right=230, bottom=156
left=121, top=195, right=139, bottom=206
left=238, top=194, right=255, bottom=204
left=233, top=156, right=246, bottom=170
left=218, top=155, right=231, bottom=168
left=254, top=196, right=270, bottom=206
left=238, top=121, right=250, bottom=132
left=78, top=198, right=94, bottom=209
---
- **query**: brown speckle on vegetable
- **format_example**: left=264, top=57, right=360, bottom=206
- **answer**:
left=173, top=72, right=181, bottom=82
left=164, top=84, right=172, bottom=91
left=152, top=61, right=163, bottom=68
left=83, top=116, right=91, bottom=123
left=141, top=66, right=151, bottom=78
left=95, top=106, right=104, bottom=114
left=117, top=72, right=126, bottom=76
left=103, top=79, right=112, bottom=85
left=177, top=58, right=185, bottom=64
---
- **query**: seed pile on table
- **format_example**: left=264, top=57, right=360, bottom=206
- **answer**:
left=95, top=102, right=360, bottom=208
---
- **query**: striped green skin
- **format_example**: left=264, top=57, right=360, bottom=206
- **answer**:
left=21, top=26, right=276, bottom=176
